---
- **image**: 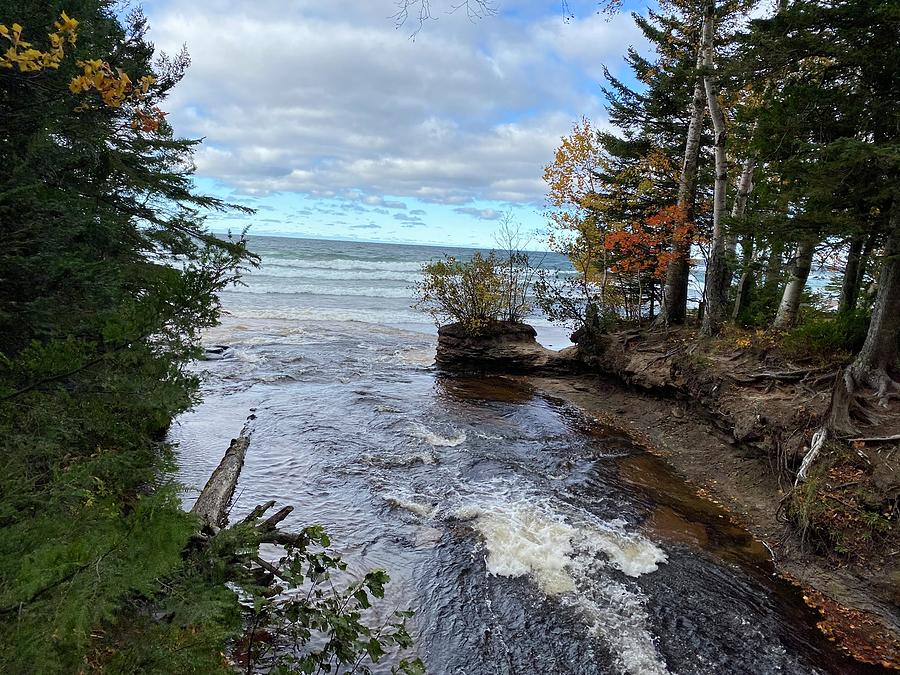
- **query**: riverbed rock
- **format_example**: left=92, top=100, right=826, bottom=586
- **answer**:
left=435, top=321, right=577, bottom=373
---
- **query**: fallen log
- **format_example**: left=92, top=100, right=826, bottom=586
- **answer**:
left=190, top=414, right=302, bottom=551
left=191, top=416, right=254, bottom=531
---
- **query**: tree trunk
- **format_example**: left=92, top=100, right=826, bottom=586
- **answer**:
left=850, top=203, right=900, bottom=396
left=772, top=239, right=815, bottom=329
left=191, top=421, right=253, bottom=531
left=853, top=230, right=877, bottom=307
left=838, top=233, right=865, bottom=313
left=732, top=233, right=756, bottom=320
left=699, top=0, right=729, bottom=338
left=724, top=157, right=757, bottom=302
left=763, top=239, right=785, bottom=295
left=656, top=46, right=706, bottom=327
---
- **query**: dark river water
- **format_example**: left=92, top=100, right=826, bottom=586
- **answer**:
left=168, top=236, right=876, bottom=674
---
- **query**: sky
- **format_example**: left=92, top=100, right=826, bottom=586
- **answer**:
left=142, top=0, right=652, bottom=248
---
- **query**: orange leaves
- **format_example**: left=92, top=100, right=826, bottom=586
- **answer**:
left=132, top=107, right=167, bottom=133
left=603, top=205, right=692, bottom=279
left=0, top=12, right=78, bottom=72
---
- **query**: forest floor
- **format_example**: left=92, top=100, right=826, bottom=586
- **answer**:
left=524, top=326, right=899, bottom=670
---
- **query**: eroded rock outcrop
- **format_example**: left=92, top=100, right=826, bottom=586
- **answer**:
left=435, top=321, right=578, bottom=373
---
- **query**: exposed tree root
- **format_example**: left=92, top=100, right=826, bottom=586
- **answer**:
left=847, top=434, right=900, bottom=444
left=795, top=427, right=828, bottom=486
left=849, top=363, right=900, bottom=407
left=793, top=366, right=895, bottom=486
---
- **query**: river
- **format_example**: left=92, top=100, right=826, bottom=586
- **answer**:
left=168, top=235, right=873, bottom=674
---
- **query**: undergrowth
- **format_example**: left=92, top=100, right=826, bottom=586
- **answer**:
left=787, top=445, right=897, bottom=560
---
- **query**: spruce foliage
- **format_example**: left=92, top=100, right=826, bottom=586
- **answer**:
left=0, top=1, right=254, bottom=670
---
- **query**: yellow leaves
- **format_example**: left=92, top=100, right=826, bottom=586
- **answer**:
left=138, top=74, right=154, bottom=95
left=543, top=117, right=610, bottom=229
left=8, top=23, right=26, bottom=48
left=0, top=12, right=77, bottom=71
left=3, top=14, right=163, bottom=132
left=70, top=60, right=133, bottom=107
left=70, top=60, right=157, bottom=117
left=54, top=11, right=79, bottom=40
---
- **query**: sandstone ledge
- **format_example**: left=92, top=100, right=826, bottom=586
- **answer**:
left=435, top=321, right=578, bottom=373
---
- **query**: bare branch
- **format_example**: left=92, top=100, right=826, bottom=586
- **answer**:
left=393, top=0, right=497, bottom=37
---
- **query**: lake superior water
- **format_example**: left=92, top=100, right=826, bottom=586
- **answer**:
left=168, top=235, right=874, bottom=674
left=219, top=235, right=573, bottom=347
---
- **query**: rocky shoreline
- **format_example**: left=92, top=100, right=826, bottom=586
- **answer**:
left=435, top=321, right=900, bottom=670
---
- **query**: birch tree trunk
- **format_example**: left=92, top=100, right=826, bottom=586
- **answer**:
left=699, top=0, right=729, bottom=337
left=850, top=202, right=900, bottom=397
left=723, top=156, right=757, bottom=294
left=731, top=158, right=755, bottom=223
left=772, top=239, right=815, bottom=329
left=838, top=233, right=865, bottom=313
left=655, top=46, right=706, bottom=327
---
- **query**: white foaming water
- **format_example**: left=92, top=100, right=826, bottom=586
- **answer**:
left=565, top=579, right=671, bottom=675
left=410, top=425, right=467, bottom=447
left=583, top=518, right=668, bottom=577
left=248, top=266, right=421, bottom=282
left=232, top=281, right=414, bottom=299
left=449, top=488, right=670, bottom=675
left=224, top=305, right=427, bottom=326
left=463, top=501, right=578, bottom=595
left=384, top=495, right=437, bottom=519
left=261, top=258, right=425, bottom=272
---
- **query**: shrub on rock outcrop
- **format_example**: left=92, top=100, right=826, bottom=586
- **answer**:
left=415, top=251, right=532, bottom=335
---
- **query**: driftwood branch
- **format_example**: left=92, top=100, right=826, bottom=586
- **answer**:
left=241, top=500, right=276, bottom=524
left=191, top=416, right=255, bottom=531
left=190, top=415, right=310, bottom=593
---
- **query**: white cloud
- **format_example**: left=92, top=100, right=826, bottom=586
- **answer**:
left=148, top=0, right=645, bottom=206
left=454, top=207, right=503, bottom=220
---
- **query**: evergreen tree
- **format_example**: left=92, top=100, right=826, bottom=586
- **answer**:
left=0, top=2, right=255, bottom=669
left=743, top=0, right=900, bottom=387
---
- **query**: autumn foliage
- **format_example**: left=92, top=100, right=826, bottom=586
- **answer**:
left=543, top=119, right=693, bottom=320
left=605, top=204, right=692, bottom=278
left=1, top=13, right=166, bottom=132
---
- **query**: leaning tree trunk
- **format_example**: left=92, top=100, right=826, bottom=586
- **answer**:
left=773, top=238, right=816, bottom=329
left=852, top=230, right=877, bottom=308
left=849, top=203, right=900, bottom=397
left=655, top=47, right=706, bottom=327
left=699, top=0, right=729, bottom=338
left=724, top=157, right=757, bottom=300
left=838, top=233, right=865, bottom=314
